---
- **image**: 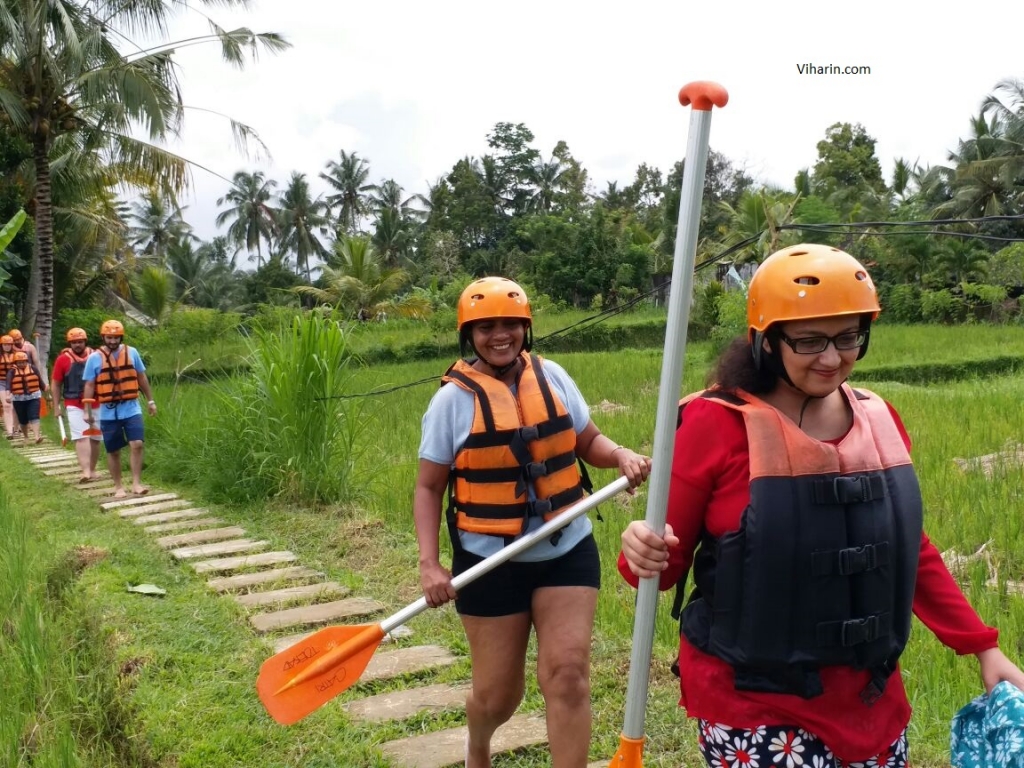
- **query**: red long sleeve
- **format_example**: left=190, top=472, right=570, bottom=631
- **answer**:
left=616, top=395, right=997, bottom=762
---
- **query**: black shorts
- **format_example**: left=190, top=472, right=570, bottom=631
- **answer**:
left=452, top=534, right=601, bottom=617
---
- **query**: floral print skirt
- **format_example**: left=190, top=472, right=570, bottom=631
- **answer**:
left=697, top=719, right=908, bottom=768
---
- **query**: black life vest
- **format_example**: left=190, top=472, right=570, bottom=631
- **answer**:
left=676, top=385, right=923, bottom=704
left=59, top=347, right=92, bottom=400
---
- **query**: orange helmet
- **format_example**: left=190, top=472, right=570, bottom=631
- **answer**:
left=66, top=327, right=88, bottom=342
left=13, top=351, right=28, bottom=362
left=100, top=319, right=125, bottom=337
left=8, top=329, right=23, bottom=341
left=457, top=277, right=532, bottom=331
left=747, top=244, right=880, bottom=335
left=0, top=335, right=12, bottom=345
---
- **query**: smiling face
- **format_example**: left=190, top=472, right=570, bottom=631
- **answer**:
left=470, top=318, right=526, bottom=371
left=771, top=316, right=863, bottom=397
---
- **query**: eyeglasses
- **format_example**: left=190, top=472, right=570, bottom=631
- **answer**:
left=779, top=330, right=868, bottom=355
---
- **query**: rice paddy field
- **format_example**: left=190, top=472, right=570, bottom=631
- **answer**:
left=4, top=321, right=1024, bottom=767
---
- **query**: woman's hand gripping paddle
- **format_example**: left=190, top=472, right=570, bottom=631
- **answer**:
left=256, top=475, right=631, bottom=725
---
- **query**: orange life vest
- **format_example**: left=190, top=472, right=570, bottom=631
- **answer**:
left=0, top=349, right=15, bottom=380
left=10, top=366, right=41, bottom=396
left=95, top=345, right=140, bottom=404
left=442, top=353, right=585, bottom=536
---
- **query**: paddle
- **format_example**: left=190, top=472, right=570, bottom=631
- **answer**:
left=610, top=80, right=728, bottom=768
left=56, top=410, right=67, bottom=446
left=256, top=475, right=631, bottom=725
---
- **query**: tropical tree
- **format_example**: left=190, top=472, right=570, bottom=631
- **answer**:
left=0, top=0, right=288, bottom=366
left=216, top=170, right=279, bottom=267
left=127, top=189, right=192, bottom=264
left=295, top=235, right=428, bottom=319
left=321, top=150, right=373, bottom=235
left=276, top=171, right=328, bottom=281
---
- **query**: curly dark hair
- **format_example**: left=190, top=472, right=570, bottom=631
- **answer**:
left=708, top=335, right=779, bottom=394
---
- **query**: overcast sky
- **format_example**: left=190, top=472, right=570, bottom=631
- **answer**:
left=154, top=0, right=1024, bottom=249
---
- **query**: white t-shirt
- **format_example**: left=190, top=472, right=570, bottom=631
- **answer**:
left=418, top=357, right=594, bottom=561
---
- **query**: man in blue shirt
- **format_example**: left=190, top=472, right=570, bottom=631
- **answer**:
left=82, top=320, right=157, bottom=498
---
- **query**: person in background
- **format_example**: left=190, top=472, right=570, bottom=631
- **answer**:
left=52, top=327, right=103, bottom=482
left=414, top=277, right=651, bottom=768
left=619, top=244, right=1024, bottom=768
left=6, top=350, right=50, bottom=443
left=0, top=334, right=17, bottom=438
left=81, top=320, right=157, bottom=499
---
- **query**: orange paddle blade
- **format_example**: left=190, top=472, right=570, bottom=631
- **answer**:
left=609, top=734, right=646, bottom=768
left=257, top=623, right=386, bottom=725
left=39, top=397, right=48, bottom=418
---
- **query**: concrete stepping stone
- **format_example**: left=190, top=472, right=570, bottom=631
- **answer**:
left=155, top=526, right=246, bottom=549
left=30, top=457, right=76, bottom=466
left=169, top=538, right=267, bottom=560
left=132, top=508, right=209, bottom=525
left=192, top=551, right=297, bottom=574
left=234, top=581, right=348, bottom=609
left=249, top=597, right=383, bottom=633
left=379, top=714, right=547, bottom=768
left=207, top=566, right=324, bottom=593
left=343, top=682, right=470, bottom=723
left=82, top=484, right=121, bottom=497
left=271, top=624, right=413, bottom=654
left=143, top=517, right=223, bottom=534
left=45, top=466, right=87, bottom=477
left=117, top=500, right=193, bottom=518
left=101, top=492, right=178, bottom=510
left=28, top=452, right=74, bottom=461
left=587, top=762, right=609, bottom=768
left=361, top=644, right=459, bottom=684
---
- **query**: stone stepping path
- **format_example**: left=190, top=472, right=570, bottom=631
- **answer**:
left=6, top=440, right=566, bottom=767
left=133, top=508, right=211, bottom=525
left=249, top=597, right=383, bottom=633
left=143, top=517, right=223, bottom=534
left=207, top=566, right=324, bottom=593
left=379, top=714, right=547, bottom=768
left=343, top=682, right=471, bottom=723
left=234, top=581, right=348, bottom=609
left=170, top=538, right=268, bottom=560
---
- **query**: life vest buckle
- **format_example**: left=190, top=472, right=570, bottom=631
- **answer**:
left=528, top=498, right=553, bottom=517
left=518, top=425, right=539, bottom=442
left=526, top=461, right=549, bottom=480
left=833, top=475, right=870, bottom=503
left=840, top=615, right=879, bottom=646
left=838, top=545, right=875, bottom=575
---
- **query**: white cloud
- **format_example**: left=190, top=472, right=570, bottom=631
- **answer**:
left=146, top=0, right=1024, bottom=241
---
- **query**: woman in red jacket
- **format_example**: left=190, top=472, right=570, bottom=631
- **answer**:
left=619, top=244, right=1024, bottom=768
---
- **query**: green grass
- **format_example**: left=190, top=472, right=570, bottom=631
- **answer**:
left=8, top=324, right=1024, bottom=766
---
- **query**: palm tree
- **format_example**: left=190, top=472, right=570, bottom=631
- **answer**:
left=320, top=150, right=373, bottom=235
left=371, top=207, right=412, bottom=268
left=128, top=190, right=193, bottom=264
left=215, top=170, right=278, bottom=267
left=0, top=0, right=288, bottom=366
left=718, top=188, right=799, bottom=262
left=276, top=171, right=328, bottom=281
left=529, top=157, right=567, bottom=214
left=295, top=235, right=428, bottom=319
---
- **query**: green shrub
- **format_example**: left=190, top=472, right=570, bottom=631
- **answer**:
left=881, top=284, right=923, bottom=324
left=920, top=289, right=967, bottom=324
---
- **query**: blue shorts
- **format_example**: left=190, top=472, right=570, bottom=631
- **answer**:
left=101, top=414, right=145, bottom=453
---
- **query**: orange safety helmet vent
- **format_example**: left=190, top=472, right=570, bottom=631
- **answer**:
left=8, top=329, right=23, bottom=341
left=0, top=335, right=12, bottom=344
left=747, top=244, right=880, bottom=336
left=100, top=319, right=125, bottom=337
left=66, top=327, right=88, bottom=342
left=457, top=277, right=532, bottom=331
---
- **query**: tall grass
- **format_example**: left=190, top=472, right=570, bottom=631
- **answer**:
left=0, top=491, right=144, bottom=767
left=150, top=312, right=369, bottom=506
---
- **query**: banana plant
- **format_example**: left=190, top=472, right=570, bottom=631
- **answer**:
left=0, top=209, right=28, bottom=288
